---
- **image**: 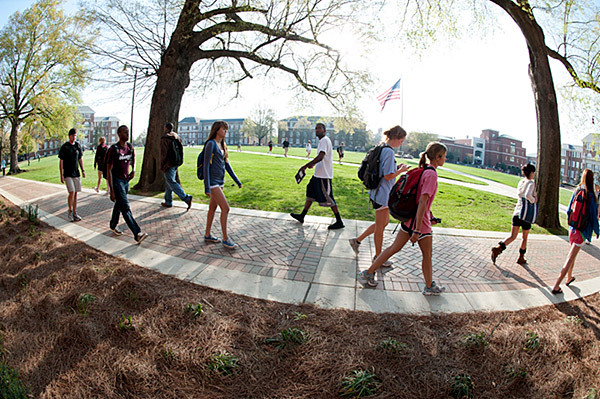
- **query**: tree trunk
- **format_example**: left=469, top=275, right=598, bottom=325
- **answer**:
left=490, top=0, right=561, bottom=228
left=134, top=45, right=192, bottom=192
left=9, top=120, right=21, bottom=175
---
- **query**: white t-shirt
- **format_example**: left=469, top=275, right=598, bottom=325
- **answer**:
left=314, top=136, right=333, bottom=179
left=514, top=178, right=536, bottom=216
left=306, top=143, right=312, bottom=152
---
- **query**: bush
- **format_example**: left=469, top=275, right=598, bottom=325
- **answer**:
left=0, top=363, right=29, bottom=399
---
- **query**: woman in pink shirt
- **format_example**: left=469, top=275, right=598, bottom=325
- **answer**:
left=358, top=142, right=447, bottom=295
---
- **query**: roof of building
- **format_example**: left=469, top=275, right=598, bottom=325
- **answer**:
left=179, top=117, right=244, bottom=124
left=95, top=116, right=120, bottom=122
left=582, top=132, right=600, bottom=142
left=562, top=143, right=583, bottom=151
left=77, top=105, right=95, bottom=114
left=179, top=117, right=202, bottom=124
left=498, top=134, right=521, bottom=141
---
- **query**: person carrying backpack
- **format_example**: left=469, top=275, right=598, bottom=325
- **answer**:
left=358, top=142, right=447, bottom=295
left=551, top=169, right=599, bottom=294
left=160, top=122, right=193, bottom=210
left=490, top=163, right=537, bottom=265
left=349, top=126, right=410, bottom=267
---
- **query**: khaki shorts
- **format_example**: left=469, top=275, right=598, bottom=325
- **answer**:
left=65, top=177, right=82, bottom=193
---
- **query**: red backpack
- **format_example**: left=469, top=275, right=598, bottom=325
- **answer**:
left=388, top=166, right=434, bottom=224
left=568, top=187, right=589, bottom=231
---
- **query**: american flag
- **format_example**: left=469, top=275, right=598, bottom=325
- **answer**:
left=377, top=78, right=401, bottom=111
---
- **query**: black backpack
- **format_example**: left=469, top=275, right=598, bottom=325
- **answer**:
left=357, top=144, right=390, bottom=189
left=168, top=137, right=184, bottom=167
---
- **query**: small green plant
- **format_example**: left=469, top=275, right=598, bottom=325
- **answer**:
left=185, top=303, right=204, bottom=318
left=77, top=293, right=96, bottom=317
left=265, top=327, right=310, bottom=349
left=21, top=204, right=39, bottom=224
left=207, top=352, right=239, bottom=375
left=375, top=338, right=408, bottom=354
left=127, top=291, right=139, bottom=302
left=118, top=315, right=134, bottom=331
left=505, top=366, right=527, bottom=380
left=293, top=311, right=307, bottom=320
left=584, top=388, right=599, bottom=399
left=33, top=252, right=41, bottom=261
left=0, top=362, right=29, bottom=399
left=564, top=315, right=583, bottom=325
left=449, top=374, right=474, bottom=399
left=523, top=331, right=540, bottom=351
left=162, top=346, right=176, bottom=362
left=339, top=368, right=382, bottom=398
left=463, top=332, right=489, bottom=350
left=27, top=225, right=38, bottom=237
left=17, top=273, right=28, bottom=289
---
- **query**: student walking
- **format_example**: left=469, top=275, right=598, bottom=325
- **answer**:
left=358, top=142, right=447, bottom=294
left=202, top=121, right=243, bottom=249
left=58, top=128, right=85, bottom=222
left=337, top=142, right=345, bottom=164
left=306, top=140, right=312, bottom=158
left=551, top=169, right=599, bottom=294
left=106, top=125, right=148, bottom=244
left=491, top=164, right=537, bottom=265
left=1, top=159, right=5, bottom=176
left=93, top=137, right=109, bottom=193
left=349, top=126, right=410, bottom=266
left=283, top=137, right=290, bottom=157
left=160, top=122, right=193, bottom=210
left=268, top=139, right=273, bottom=153
left=290, top=123, right=345, bottom=230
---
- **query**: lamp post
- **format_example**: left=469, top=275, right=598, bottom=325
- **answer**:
left=124, top=64, right=149, bottom=144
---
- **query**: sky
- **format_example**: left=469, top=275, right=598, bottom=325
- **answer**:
left=1, top=0, right=596, bottom=154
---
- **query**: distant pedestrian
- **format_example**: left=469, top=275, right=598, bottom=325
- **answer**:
left=358, top=142, right=447, bottom=294
left=237, top=142, right=242, bottom=152
left=283, top=137, right=290, bottom=157
left=58, top=128, right=85, bottom=222
left=268, top=139, right=273, bottom=153
left=1, top=159, right=5, bottom=176
left=105, top=125, right=148, bottom=244
left=93, top=137, right=109, bottom=193
left=160, top=122, right=193, bottom=210
left=36, top=152, right=40, bottom=162
left=306, top=140, right=312, bottom=158
left=337, top=142, right=345, bottom=164
left=491, top=164, right=537, bottom=265
left=202, top=121, right=242, bottom=249
left=349, top=127, right=410, bottom=266
left=551, top=169, right=599, bottom=294
left=290, top=123, right=344, bottom=230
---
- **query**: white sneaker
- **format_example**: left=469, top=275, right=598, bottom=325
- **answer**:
left=348, top=238, right=360, bottom=255
left=68, top=210, right=74, bottom=222
left=73, top=212, right=82, bottom=222
left=373, top=255, right=393, bottom=269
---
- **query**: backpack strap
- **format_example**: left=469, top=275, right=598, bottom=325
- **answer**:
left=409, top=165, right=435, bottom=231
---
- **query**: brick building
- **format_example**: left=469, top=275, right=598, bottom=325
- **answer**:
left=277, top=116, right=370, bottom=151
left=178, top=117, right=246, bottom=146
left=560, top=143, right=583, bottom=185
left=443, top=129, right=528, bottom=168
left=94, top=116, right=121, bottom=145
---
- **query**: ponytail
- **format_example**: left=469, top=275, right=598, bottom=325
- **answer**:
left=419, top=142, right=447, bottom=168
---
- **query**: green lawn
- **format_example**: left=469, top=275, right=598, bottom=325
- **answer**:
left=442, top=162, right=523, bottom=187
left=14, top=148, right=568, bottom=234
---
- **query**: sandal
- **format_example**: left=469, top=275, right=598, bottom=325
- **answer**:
left=566, top=277, right=576, bottom=286
left=551, top=287, right=563, bottom=295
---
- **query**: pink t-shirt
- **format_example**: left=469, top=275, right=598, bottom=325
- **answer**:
left=405, top=167, right=438, bottom=234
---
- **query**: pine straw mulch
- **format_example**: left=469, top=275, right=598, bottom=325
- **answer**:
left=0, top=195, right=599, bottom=399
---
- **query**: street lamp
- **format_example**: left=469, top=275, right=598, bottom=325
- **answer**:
left=123, top=64, right=149, bottom=143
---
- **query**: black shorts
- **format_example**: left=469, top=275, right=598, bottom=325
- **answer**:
left=512, top=215, right=531, bottom=231
left=400, top=223, right=433, bottom=240
left=306, top=176, right=336, bottom=207
left=370, top=199, right=383, bottom=210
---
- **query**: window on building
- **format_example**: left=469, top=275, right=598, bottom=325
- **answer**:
left=476, top=143, right=483, bottom=148
left=510, top=156, right=514, bottom=162
left=510, top=143, right=516, bottom=154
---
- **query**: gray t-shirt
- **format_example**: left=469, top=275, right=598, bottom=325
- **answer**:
left=370, top=146, right=396, bottom=206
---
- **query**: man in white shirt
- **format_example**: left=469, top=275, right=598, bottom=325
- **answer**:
left=290, top=123, right=344, bottom=229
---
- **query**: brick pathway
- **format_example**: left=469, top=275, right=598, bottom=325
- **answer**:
left=2, top=175, right=599, bottom=295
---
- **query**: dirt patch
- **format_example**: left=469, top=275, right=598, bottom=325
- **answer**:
left=1, top=195, right=599, bottom=398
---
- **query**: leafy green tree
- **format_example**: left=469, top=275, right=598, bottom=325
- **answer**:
left=242, top=106, right=276, bottom=145
left=406, top=132, right=439, bottom=157
left=0, top=0, right=91, bottom=174
left=396, top=0, right=600, bottom=228
left=88, top=0, right=372, bottom=191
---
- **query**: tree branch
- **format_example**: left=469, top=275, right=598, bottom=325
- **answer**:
left=547, top=46, right=600, bottom=93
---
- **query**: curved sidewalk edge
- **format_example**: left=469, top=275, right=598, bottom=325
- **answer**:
left=0, top=177, right=597, bottom=315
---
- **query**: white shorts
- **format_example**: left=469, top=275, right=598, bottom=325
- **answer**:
left=65, top=177, right=82, bottom=193
left=210, top=184, right=224, bottom=190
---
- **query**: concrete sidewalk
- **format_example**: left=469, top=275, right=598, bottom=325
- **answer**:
left=1, top=175, right=598, bottom=315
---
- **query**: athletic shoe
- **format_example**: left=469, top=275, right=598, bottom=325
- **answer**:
left=358, top=270, right=377, bottom=287
left=185, top=195, right=193, bottom=211
left=94, top=187, right=99, bottom=193
left=328, top=220, right=345, bottom=230
left=290, top=213, right=304, bottom=224
left=111, top=227, right=123, bottom=236
left=204, top=235, right=220, bottom=243
left=222, top=238, right=237, bottom=249
left=73, top=212, right=82, bottom=222
left=373, top=255, right=393, bottom=269
left=68, top=211, right=74, bottom=222
left=135, top=232, right=148, bottom=244
left=161, top=202, right=173, bottom=208
left=422, top=281, right=446, bottom=296
left=348, top=238, right=361, bottom=255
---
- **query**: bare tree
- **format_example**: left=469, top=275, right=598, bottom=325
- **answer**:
left=87, top=0, right=372, bottom=191
left=242, top=106, right=276, bottom=145
left=397, top=0, right=600, bottom=228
